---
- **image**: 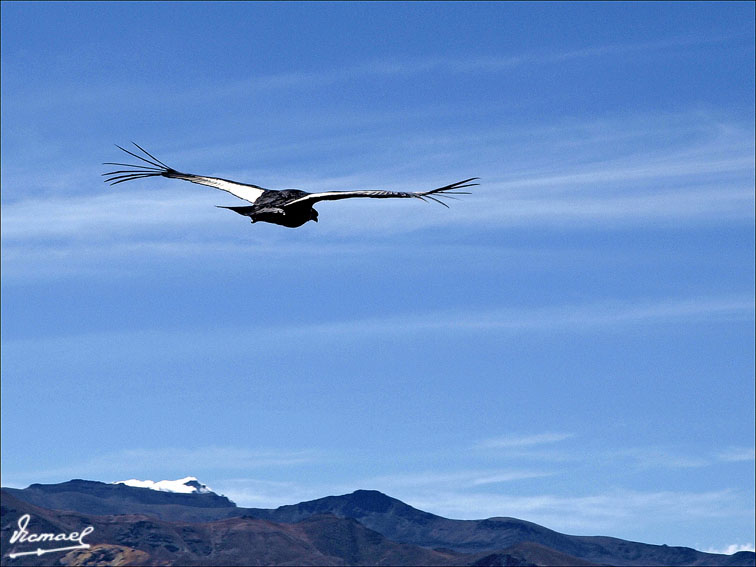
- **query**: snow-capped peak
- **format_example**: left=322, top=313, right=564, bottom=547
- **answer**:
left=113, top=476, right=213, bottom=494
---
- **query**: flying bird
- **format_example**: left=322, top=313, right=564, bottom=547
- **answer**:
left=103, top=143, right=478, bottom=228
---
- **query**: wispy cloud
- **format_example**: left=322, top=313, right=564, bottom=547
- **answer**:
left=299, top=296, right=755, bottom=339
left=194, top=35, right=741, bottom=97
left=359, top=469, right=554, bottom=492
left=2, top=113, right=752, bottom=280
left=2, top=446, right=321, bottom=488
left=705, top=543, right=756, bottom=555
left=3, top=295, right=753, bottom=367
left=6, top=147, right=753, bottom=239
left=476, top=439, right=755, bottom=471
left=212, top=477, right=337, bottom=509
left=717, top=447, right=756, bottom=463
left=4, top=296, right=753, bottom=359
left=0, top=189, right=218, bottom=241
left=609, top=447, right=710, bottom=470
left=476, top=432, right=574, bottom=449
left=403, top=488, right=753, bottom=536
left=7, top=34, right=743, bottom=113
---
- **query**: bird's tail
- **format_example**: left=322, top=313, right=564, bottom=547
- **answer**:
left=102, top=143, right=176, bottom=185
left=216, top=205, right=256, bottom=216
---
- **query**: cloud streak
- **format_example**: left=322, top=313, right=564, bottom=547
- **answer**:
left=359, top=469, right=555, bottom=492
left=4, top=106, right=754, bottom=242
left=297, top=296, right=755, bottom=340
left=3, top=150, right=752, bottom=242
left=404, top=488, right=753, bottom=535
left=705, top=543, right=756, bottom=555
left=2, top=108, right=752, bottom=287
left=3, top=295, right=753, bottom=359
left=2, top=447, right=321, bottom=488
left=476, top=432, right=574, bottom=449
left=717, top=447, right=756, bottom=463
left=7, top=34, right=745, bottom=114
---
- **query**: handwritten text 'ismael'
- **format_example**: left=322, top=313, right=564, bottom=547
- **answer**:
left=10, top=514, right=94, bottom=545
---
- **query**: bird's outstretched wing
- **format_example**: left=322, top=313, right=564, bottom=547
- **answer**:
left=103, top=143, right=267, bottom=204
left=284, top=178, right=479, bottom=209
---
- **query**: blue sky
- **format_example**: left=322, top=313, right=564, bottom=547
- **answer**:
left=1, top=1, right=754, bottom=554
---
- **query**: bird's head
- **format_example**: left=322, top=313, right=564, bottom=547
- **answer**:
left=310, top=209, right=319, bottom=223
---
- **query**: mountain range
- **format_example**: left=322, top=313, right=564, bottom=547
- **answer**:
left=2, top=479, right=754, bottom=566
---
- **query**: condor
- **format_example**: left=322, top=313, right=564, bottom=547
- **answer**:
left=104, top=143, right=477, bottom=228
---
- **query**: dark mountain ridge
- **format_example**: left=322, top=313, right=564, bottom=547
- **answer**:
left=243, top=490, right=753, bottom=567
left=3, top=480, right=754, bottom=566
left=3, top=479, right=238, bottom=523
left=16, top=479, right=235, bottom=509
left=0, top=492, right=591, bottom=567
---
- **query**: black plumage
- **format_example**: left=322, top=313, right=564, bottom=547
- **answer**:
left=103, top=143, right=478, bottom=228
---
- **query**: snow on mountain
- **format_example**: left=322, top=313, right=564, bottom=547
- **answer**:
left=113, top=476, right=213, bottom=494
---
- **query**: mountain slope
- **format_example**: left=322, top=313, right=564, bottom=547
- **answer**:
left=3, top=481, right=753, bottom=566
left=2, top=479, right=237, bottom=522
left=243, top=489, right=753, bottom=567
left=2, top=491, right=595, bottom=567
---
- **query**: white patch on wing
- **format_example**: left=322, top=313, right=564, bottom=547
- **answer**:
left=171, top=174, right=265, bottom=204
